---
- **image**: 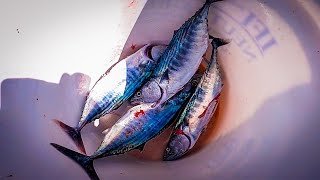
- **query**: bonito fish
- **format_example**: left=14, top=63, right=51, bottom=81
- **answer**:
left=50, top=80, right=196, bottom=180
left=163, top=37, right=229, bottom=161
left=130, top=0, right=224, bottom=106
left=54, top=44, right=166, bottom=154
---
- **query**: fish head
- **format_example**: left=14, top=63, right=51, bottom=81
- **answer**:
left=130, top=80, right=162, bottom=105
left=134, top=44, right=167, bottom=73
left=163, top=129, right=192, bottom=161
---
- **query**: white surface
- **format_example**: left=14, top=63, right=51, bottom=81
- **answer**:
left=1, top=0, right=320, bottom=179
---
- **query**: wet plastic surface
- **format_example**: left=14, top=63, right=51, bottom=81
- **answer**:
left=1, top=0, right=320, bottom=179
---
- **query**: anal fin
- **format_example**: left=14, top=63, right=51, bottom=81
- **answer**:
left=136, top=143, right=146, bottom=152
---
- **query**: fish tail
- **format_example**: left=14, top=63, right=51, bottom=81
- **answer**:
left=205, top=0, right=224, bottom=5
left=53, top=119, right=86, bottom=154
left=50, top=143, right=100, bottom=180
left=209, top=35, right=230, bottom=49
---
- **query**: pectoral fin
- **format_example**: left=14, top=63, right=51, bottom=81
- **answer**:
left=102, top=128, right=111, bottom=134
left=198, top=98, right=218, bottom=119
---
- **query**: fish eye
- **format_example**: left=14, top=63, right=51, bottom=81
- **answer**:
left=136, top=91, right=141, bottom=97
left=191, top=80, right=198, bottom=86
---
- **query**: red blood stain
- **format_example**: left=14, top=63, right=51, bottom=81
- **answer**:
left=138, top=122, right=143, bottom=130
left=174, top=129, right=185, bottom=135
left=128, top=0, right=136, bottom=8
left=130, top=43, right=136, bottom=50
left=134, top=110, right=145, bottom=117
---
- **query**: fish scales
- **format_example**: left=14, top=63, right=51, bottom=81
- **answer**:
left=94, top=77, right=198, bottom=157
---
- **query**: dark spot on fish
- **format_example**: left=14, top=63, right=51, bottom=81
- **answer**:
left=170, top=65, right=179, bottom=72
left=193, top=102, right=201, bottom=108
left=188, top=29, right=197, bottom=37
left=43, top=114, right=46, bottom=118
left=197, top=96, right=204, bottom=102
left=171, top=59, right=181, bottom=68
left=125, top=129, right=132, bottom=137
left=182, top=42, right=192, bottom=50
left=16, top=29, right=19, bottom=34
left=130, top=43, right=136, bottom=50
left=36, top=98, right=38, bottom=101
left=176, top=52, right=185, bottom=60
left=180, top=47, right=188, bottom=56
left=134, top=110, right=145, bottom=117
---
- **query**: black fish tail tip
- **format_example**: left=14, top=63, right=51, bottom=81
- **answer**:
left=50, top=143, right=68, bottom=153
left=209, top=35, right=231, bottom=47
left=52, top=119, right=87, bottom=154
left=50, top=143, right=99, bottom=180
left=206, top=0, right=224, bottom=4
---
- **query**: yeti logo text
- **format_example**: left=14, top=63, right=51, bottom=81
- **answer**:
left=210, top=2, right=277, bottom=62
left=242, top=13, right=277, bottom=53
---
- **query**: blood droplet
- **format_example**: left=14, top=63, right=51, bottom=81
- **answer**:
left=134, top=110, right=145, bottom=117
left=174, top=129, right=185, bottom=135
left=130, top=43, right=136, bottom=50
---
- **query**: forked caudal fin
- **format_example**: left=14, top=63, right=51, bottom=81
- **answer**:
left=50, top=143, right=99, bottom=180
left=209, top=35, right=231, bottom=48
left=53, top=119, right=86, bottom=154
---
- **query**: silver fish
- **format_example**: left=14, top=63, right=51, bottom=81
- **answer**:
left=53, top=44, right=166, bottom=154
left=50, top=81, right=194, bottom=180
left=163, top=36, right=229, bottom=161
left=130, top=0, right=224, bottom=106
